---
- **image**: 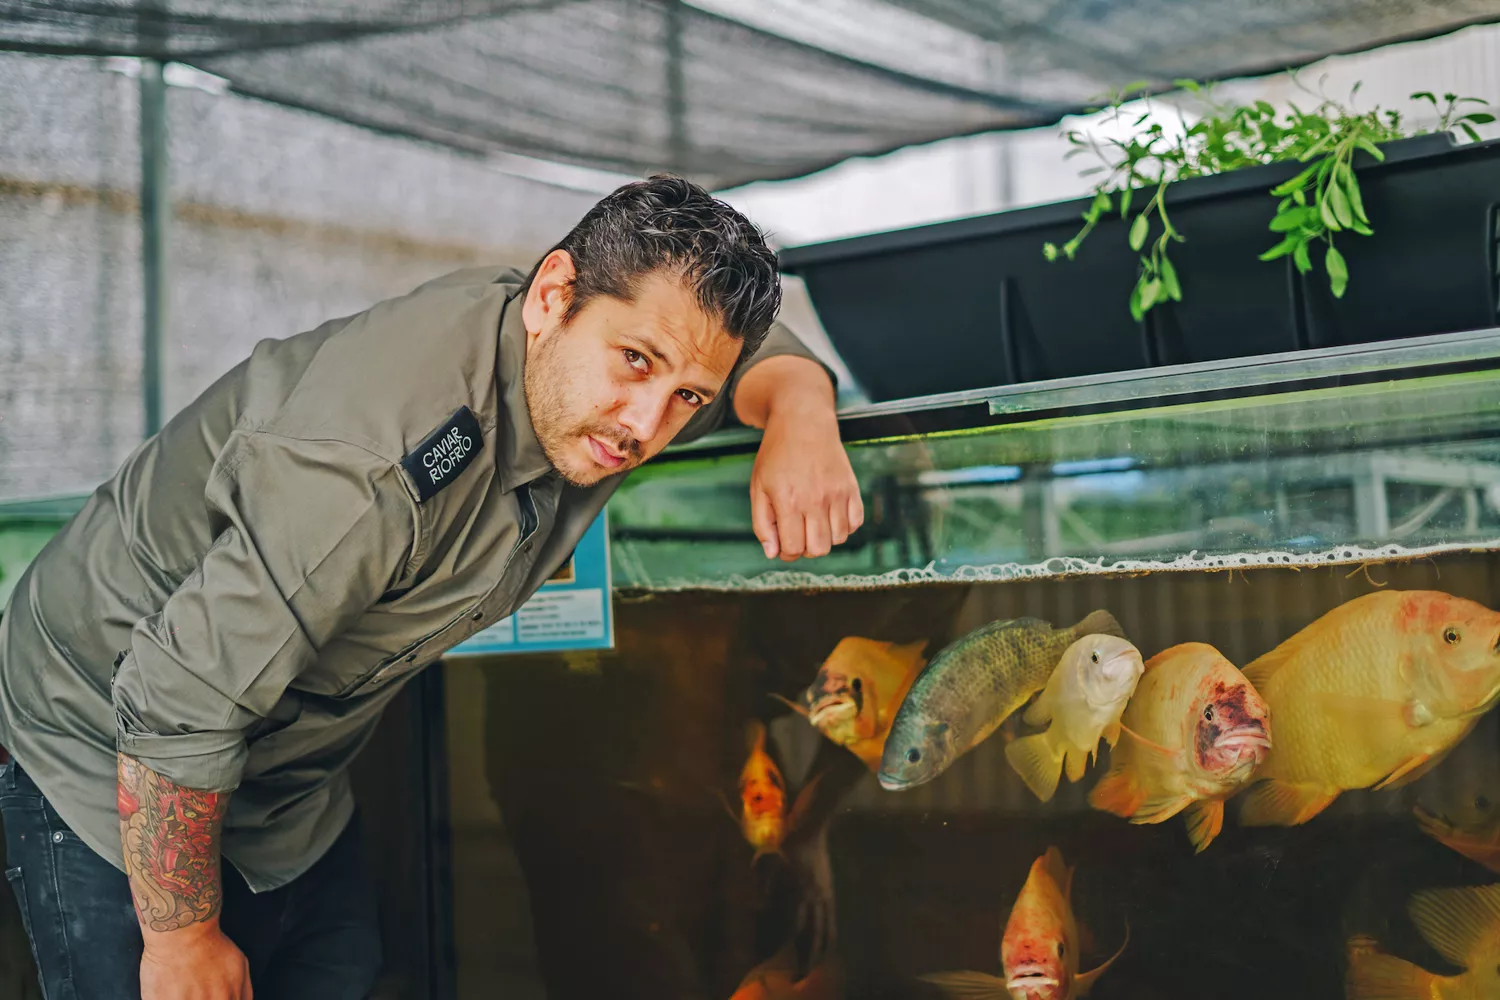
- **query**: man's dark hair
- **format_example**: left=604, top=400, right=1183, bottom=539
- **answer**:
left=523, top=174, right=782, bottom=360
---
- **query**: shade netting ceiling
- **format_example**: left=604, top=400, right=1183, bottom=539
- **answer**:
left=4, top=0, right=1499, bottom=188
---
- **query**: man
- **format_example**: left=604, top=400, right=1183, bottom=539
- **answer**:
left=0, top=175, right=860, bottom=999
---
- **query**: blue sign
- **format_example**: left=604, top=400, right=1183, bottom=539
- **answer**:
left=448, top=510, right=614, bottom=655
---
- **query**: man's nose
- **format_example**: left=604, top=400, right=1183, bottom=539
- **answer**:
left=617, top=385, right=674, bottom=444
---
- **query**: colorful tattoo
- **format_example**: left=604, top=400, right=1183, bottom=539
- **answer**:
left=117, top=754, right=229, bottom=933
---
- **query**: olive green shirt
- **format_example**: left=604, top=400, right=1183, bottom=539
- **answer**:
left=0, top=265, right=826, bottom=892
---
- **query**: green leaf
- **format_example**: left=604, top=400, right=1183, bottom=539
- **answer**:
left=1355, top=137, right=1386, bottom=161
left=1411, top=91, right=1437, bottom=105
left=1462, top=122, right=1482, bottom=143
left=1259, top=236, right=1298, bottom=261
left=1319, top=192, right=1342, bottom=232
left=1350, top=219, right=1374, bottom=236
left=1255, top=100, right=1275, bottom=117
left=1129, top=213, right=1150, bottom=251
left=1326, top=181, right=1354, bottom=228
left=1173, top=78, right=1203, bottom=92
left=1092, top=191, right=1112, bottom=213
left=1342, top=172, right=1368, bottom=224
left=1269, top=206, right=1318, bottom=232
left=1462, top=112, right=1496, bottom=124
left=1159, top=255, right=1183, bottom=301
left=1293, top=241, right=1312, bottom=274
left=1140, top=278, right=1163, bottom=311
left=1293, top=188, right=1307, bottom=206
left=1128, top=281, right=1145, bottom=322
left=1043, top=242, right=1059, bottom=261
left=1120, top=186, right=1134, bottom=217
left=1325, top=245, right=1349, bottom=298
left=1270, top=163, right=1319, bottom=196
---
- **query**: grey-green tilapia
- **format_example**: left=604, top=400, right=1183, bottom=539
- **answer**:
left=878, top=610, right=1126, bottom=791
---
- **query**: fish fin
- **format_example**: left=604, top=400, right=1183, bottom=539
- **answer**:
left=1075, top=920, right=1128, bottom=996
left=893, top=639, right=930, bottom=664
left=1373, top=751, right=1440, bottom=792
left=1063, top=742, right=1091, bottom=784
left=1040, top=845, right=1073, bottom=902
left=746, top=718, right=768, bottom=753
left=1183, top=800, right=1224, bottom=853
left=716, top=789, right=739, bottom=825
left=1088, top=763, right=1148, bottom=819
left=1237, top=779, right=1339, bottom=827
left=1408, top=882, right=1500, bottom=967
left=1240, top=636, right=1302, bottom=692
left=1022, top=682, right=1055, bottom=728
left=1344, top=947, right=1444, bottom=1000
left=914, top=971, right=1010, bottom=999
left=787, top=772, right=825, bottom=833
left=1414, top=805, right=1500, bottom=874
left=769, top=692, right=810, bottom=718
left=1006, top=730, right=1065, bottom=802
left=1102, top=720, right=1122, bottom=748
left=1073, top=609, right=1126, bottom=640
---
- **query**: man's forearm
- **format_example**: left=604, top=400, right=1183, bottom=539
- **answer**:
left=117, top=753, right=229, bottom=935
left=732, top=354, right=836, bottom=430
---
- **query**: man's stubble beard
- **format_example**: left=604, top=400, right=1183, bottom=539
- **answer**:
left=523, top=331, right=641, bottom=488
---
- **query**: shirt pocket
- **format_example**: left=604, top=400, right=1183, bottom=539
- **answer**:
left=330, top=610, right=477, bottom=700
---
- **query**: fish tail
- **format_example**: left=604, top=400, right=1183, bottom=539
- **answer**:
left=1345, top=946, right=1444, bottom=1000
left=745, top=718, right=767, bottom=753
left=1088, top=763, right=1147, bottom=819
left=1006, top=731, right=1064, bottom=802
left=1073, top=609, right=1126, bottom=639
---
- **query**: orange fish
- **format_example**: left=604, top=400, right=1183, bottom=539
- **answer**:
left=1089, top=643, right=1271, bottom=852
left=919, top=847, right=1126, bottom=1000
left=1238, top=590, right=1500, bottom=828
left=1345, top=883, right=1500, bottom=999
left=1415, top=802, right=1500, bottom=875
left=729, top=942, right=844, bottom=1000
left=777, top=638, right=928, bottom=772
left=729, top=720, right=819, bottom=863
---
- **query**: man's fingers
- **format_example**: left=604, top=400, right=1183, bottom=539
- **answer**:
left=751, top=486, right=780, bottom=559
left=829, top=498, right=851, bottom=546
left=803, top=509, right=832, bottom=559
left=776, top=503, right=807, bottom=562
left=847, top=491, right=865, bottom=534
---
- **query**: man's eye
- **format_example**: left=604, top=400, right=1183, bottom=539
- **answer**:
left=622, top=349, right=648, bottom=372
left=676, top=389, right=702, bottom=406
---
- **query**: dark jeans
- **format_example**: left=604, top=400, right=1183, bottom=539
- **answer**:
left=0, top=759, right=382, bottom=1000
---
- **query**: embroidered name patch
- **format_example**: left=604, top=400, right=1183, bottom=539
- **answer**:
left=402, top=406, right=483, bottom=502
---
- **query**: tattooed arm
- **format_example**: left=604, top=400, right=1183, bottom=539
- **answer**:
left=118, top=753, right=252, bottom=1000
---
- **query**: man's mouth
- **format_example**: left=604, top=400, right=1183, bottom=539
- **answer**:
left=587, top=436, right=626, bottom=469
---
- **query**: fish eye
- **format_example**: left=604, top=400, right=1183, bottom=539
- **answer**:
left=1203, top=706, right=1215, bottom=722
left=1444, top=626, right=1462, bottom=645
left=1090, top=651, right=1100, bottom=664
left=1056, top=941, right=1065, bottom=958
left=906, top=747, right=922, bottom=764
left=851, top=678, right=863, bottom=693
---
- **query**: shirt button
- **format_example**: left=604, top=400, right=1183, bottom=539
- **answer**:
left=405, top=654, right=416, bottom=663
left=471, top=611, right=482, bottom=621
left=52, top=831, right=63, bottom=844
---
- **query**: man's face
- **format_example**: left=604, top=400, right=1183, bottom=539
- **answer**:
left=522, top=253, right=743, bottom=487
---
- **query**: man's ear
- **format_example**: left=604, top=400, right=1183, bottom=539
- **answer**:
left=522, top=249, right=576, bottom=344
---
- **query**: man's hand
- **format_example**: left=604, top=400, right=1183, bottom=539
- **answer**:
left=733, top=355, right=863, bottom=561
left=119, top=753, right=250, bottom=999
left=141, top=924, right=252, bottom=1000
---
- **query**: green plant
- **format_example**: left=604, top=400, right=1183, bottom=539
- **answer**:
left=1043, top=80, right=1494, bottom=320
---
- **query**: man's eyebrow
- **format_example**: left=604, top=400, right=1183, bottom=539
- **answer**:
left=635, top=334, right=718, bottom=400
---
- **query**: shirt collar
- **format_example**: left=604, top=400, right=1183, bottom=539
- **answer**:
left=495, top=290, right=553, bottom=493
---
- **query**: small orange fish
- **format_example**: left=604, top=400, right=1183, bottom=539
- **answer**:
left=1345, top=883, right=1500, bottom=999
left=919, top=847, right=1126, bottom=1000
left=728, top=720, right=820, bottom=863
left=777, top=637, right=928, bottom=772
left=1238, top=590, right=1500, bottom=827
left=729, top=942, right=844, bottom=1000
left=1088, top=643, right=1271, bottom=852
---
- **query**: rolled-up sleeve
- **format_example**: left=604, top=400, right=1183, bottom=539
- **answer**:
left=675, top=319, right=840, bottom=445
left=112, top=431, right=417, bottom=792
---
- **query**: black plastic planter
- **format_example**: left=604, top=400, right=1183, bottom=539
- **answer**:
left=778, top=134, right=1500, bottom=403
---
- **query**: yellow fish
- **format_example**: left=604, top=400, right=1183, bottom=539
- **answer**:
left=1346, top=882, right=1500, bottom=999
left=919, top=847, right=1126, bottom=1000
left=1089, top=643, right=1271, bottom=852
left=1006, top=635, right=1145, bottom=802
left=1416, top=802, right=1500, bottom=875
left=1238, top=590, right=1500, bottom=827
left=777, top=637, right=928, bottom=772
left=729, top=942, right=843, bottom=1000
left=729, top=720, right=819, bottom=863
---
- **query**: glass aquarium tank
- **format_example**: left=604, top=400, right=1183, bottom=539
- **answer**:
left=442, top=329, right=1500, bottom=1000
